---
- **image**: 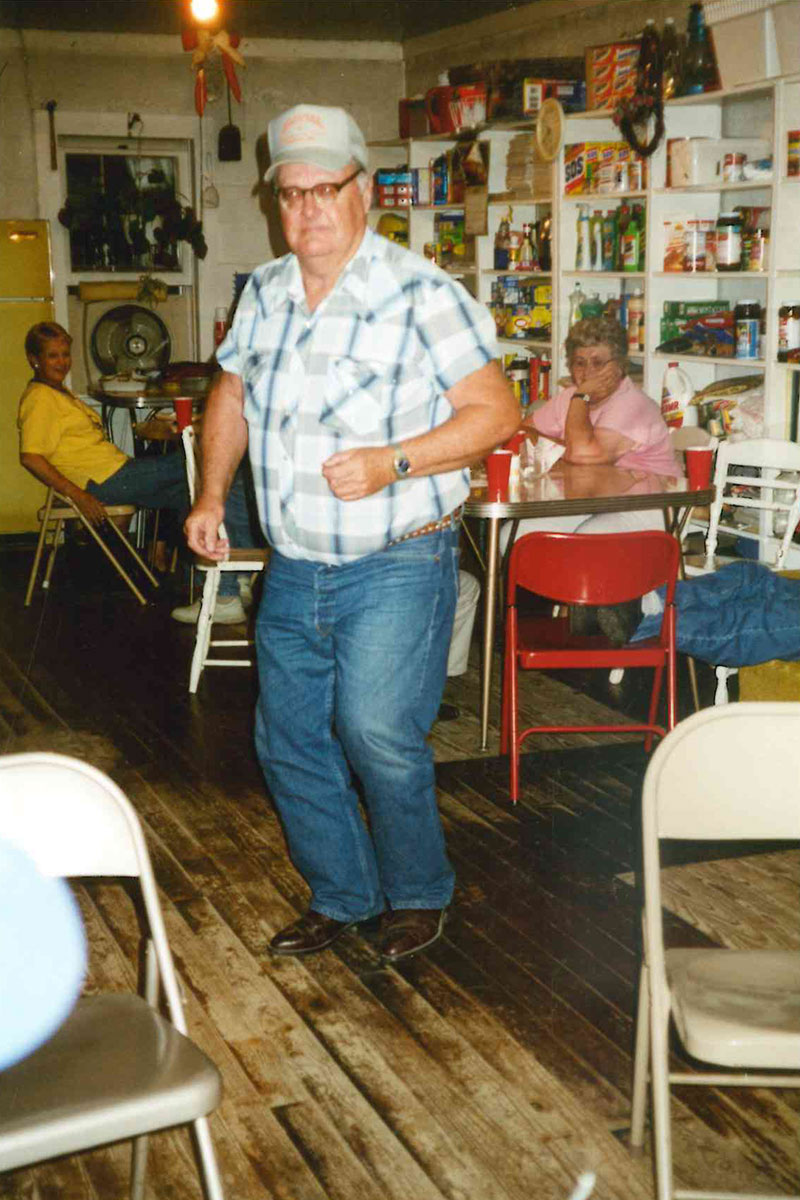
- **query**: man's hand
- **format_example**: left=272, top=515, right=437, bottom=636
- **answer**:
left=322, top=447, right=395, bottom=501
left=73, top=489, right=108, bottom=527
left=184, top=498, right=229, bottom=560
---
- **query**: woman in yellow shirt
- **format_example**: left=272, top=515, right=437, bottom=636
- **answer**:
left=19, top=322, right=188, bottom=566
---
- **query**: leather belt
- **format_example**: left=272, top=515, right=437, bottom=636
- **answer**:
left=386, top=506, right=463, bottom=548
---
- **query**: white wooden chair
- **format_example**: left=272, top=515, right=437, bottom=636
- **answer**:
left=630, top=704, right=800, bottom=1200
left=0, top=751, right=225, bottom=1199
left=684, top=437, right=800, bottom=703
left=25, top=488, right=159, bottom=607
left=182, top=426, right=269, bottom=693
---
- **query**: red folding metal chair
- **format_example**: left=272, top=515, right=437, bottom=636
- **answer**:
left=501, top=530, right=680, bottom=804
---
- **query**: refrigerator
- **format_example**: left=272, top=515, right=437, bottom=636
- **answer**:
left=0, top=219, right=55, bottom=533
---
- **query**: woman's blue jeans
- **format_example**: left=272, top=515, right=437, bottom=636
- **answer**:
left=254, top=526, right=459, bottom=923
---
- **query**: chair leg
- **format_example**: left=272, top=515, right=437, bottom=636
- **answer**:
left=630, top=965, right=650, bottom=1149
left=650, top=1009, right=675, bottom=1200
left=129, top=1134, right=150, bottom=1200
left=192, top=1115, right=225, bottom=1200
left=105, top=518, right=161, bottom=589
left=24, top=491, right=55, bottom=606
left=75, top=513, right=149, bottom=605
left=42, top=518, right=64, bottom=591
left=714, top=665, right=735, bottom=705
left=190, top=570, right=220, bottom=693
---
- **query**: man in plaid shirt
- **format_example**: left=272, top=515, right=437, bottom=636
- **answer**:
left=186, top=105, right=518, bottom=962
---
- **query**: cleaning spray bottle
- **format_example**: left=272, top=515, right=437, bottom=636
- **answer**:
left=568, top=282, right=587, bottom=328
left=661, top=361, right=696, bottom=428
left=575, top=204, right=591, bottom=270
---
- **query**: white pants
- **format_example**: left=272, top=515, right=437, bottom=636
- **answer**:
left=447, top=569, right=481, bottom=676
left=499, top=507, right=665, bottom=555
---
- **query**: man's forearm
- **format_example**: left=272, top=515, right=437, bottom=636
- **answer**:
left=199, top=371, right=248, bottom=504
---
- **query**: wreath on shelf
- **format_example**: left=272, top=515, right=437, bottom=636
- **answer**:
left=612, top=88, right=665, bottom=158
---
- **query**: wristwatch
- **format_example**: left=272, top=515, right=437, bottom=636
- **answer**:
left=392, top=445, right=411, bottom=478
left=581, top=392, right=592, bottom=404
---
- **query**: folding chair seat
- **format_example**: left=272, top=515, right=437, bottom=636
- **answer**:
left=684, top=437, right=800, bottom=703
left=24, top=487, right=159, bottom=607
left=501, top=530, right=679, bottom=803
left=630, top=704, right=800, bottom=1200
left=182, top=426, right=269, bottom=693
left=0, top=751, right=225, bottom=1199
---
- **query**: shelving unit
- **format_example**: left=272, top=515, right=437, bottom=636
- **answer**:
left=368, top=125, right=556, bottom=396
left=555, top=75, right=800, bottom=438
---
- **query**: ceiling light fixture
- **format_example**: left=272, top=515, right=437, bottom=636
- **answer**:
left=190, top=0, right=220, bottom=24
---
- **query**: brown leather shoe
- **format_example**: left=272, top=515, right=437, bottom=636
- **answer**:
left=269, top=910, right=357, bottom=957
left=379, top=908, right=447, bottom=963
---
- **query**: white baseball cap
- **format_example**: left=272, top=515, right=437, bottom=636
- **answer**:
left=264, top=104, right=369, bottom=183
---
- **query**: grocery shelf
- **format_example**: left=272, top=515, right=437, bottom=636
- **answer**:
left=562, top=190, right=647, bottom=202
left=482, top=269, right=552, bottom=279
left=654, top=180, right=773, bottom=194
left=651, top=270, right=768, bottom=279
left=652, top=352, right=766, bottom=368
left=562, top=270, right=646, bottom=279
left=497, top=337, right=551, bottom=351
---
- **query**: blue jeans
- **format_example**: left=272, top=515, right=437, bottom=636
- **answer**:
left=87, top=451, right=188, bottom=511
left=254, top=527, right=459, bottom=922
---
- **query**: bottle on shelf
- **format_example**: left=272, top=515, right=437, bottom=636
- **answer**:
left=494, top=207, right=513, bottom=270
left=682, top=2, right=716, bottom=95
left=734, top=299, right=761, bottom=360
left=638, top=18, right=663, bottom=100
left=627, top=289, right=645, bottom=354
left=519, top=222, right=539, bottom=270
left=575, top=204, right=591, bottom=270
left=568, top=282, right=587, bottom=328
left=778, top=303, right=800, bottom=362
left=621, top=206, right=642, bottom=272
left=601, top=210, right=618, bottom=272
left=616, top=202, right=631, bottom=270
left=590, top=210, right=603, bottom=270
left=581, top=292, right=604, bottom=320
left=661, top=361, right=696, bottom=428
left=537, top=213, right=552, bottom=272
left=716, top=211, right=743, bottom=272
left=661, top=16, right=683, bottom=101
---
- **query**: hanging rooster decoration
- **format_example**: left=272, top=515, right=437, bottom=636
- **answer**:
left=182, top=26, right=245, bottom=117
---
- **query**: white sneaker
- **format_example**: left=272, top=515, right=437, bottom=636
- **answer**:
left=170, top=595, right=247, bottom=625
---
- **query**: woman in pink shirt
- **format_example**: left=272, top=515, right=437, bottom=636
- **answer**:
left=508, top=317, right=680, bottom=641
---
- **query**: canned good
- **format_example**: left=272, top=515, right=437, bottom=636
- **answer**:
left=614, top=162, right=629, bottom=192
left=788, top=131, right=800, bottom=177
left=722, top=152, right=745, bottom=182
left=734, top=299, right=760, bottom=359
left=628, top=159, right=643, bottom=191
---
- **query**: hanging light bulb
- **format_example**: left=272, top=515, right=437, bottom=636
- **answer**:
left=190, top=0, right=219, bottom=23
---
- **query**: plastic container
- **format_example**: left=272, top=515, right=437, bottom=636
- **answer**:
left=735, top=299, right=761, bottom=359
left=627, top=289, right=645, bottom=354
left=716, top=212, right=742, bottom=271
left=661, top=362, right=696, bottom=428
left=576, top=204, right=591, bottom=270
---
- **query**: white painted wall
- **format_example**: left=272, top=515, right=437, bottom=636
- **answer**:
left=0, top=29, right=402, bottom=360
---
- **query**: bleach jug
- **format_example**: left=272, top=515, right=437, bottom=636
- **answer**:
left=661, top=361, right=696, bottom=428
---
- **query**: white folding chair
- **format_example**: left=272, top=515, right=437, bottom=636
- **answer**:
left=24, top=487, right=159, bottom=607
left=0, top=752, right=225, bottom=1200
left=684, top=438, right=800, bottom=702
left=182, top=426, right=269, bottom=693
left=630, top=704, right=800, bottom=1200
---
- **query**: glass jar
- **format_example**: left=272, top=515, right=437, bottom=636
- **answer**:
left=716, top=211, right=742, bottom=271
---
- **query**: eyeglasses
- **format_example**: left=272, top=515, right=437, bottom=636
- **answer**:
left=571, top=355, right=615, bottom=371
left=274, top=169, right=362, bottom=211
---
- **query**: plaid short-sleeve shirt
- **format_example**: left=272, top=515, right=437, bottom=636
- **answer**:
left=217, top=228, right=497, bottom=565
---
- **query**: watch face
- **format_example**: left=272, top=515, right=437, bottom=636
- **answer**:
left=394, top=455, right=411, bottom=477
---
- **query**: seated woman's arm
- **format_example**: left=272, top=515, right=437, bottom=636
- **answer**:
left=20, top=452, right=107, bottom=526
left=561, top=359, right=635, bottom=465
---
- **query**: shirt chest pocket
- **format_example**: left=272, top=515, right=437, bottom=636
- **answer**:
left=320, top=356, right=428, bottom=440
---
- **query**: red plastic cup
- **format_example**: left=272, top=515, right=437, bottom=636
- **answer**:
left=486, top=449, right=513, bottom=499
left=503, top=430, right=526, bottom=454
left=173, top=396, right=193, bottom=431
left=684, top=446, right=714, bottom=490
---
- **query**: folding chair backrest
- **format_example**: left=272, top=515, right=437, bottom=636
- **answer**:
left=507, top=530, right=680, bottom=609
left=0, top=752, right=188, bottom=1033
left=643, top=702, right=800, bottom=843
left=706, top=437, right=800, bottom=570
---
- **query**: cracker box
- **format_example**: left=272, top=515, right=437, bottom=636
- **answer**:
left=585, top=40, right=639, bottom=111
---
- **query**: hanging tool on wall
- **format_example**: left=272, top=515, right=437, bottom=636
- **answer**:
left=44, top=100, right=57, bottom=170
left=218, top=82, right=242, bottom=162
left=181, top=26, right=244, bottom=118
